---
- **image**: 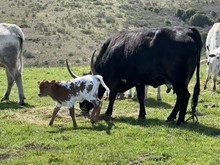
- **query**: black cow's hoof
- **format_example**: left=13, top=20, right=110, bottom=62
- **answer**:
left=138, top=115, right=146, bottom=120
left=176, top=120, right=184, bottom=126
left=102, top=114, right=113, bottom=121
left=19, top=102, right=25, bottom=106
left=165, top=117, right=175, bottom=122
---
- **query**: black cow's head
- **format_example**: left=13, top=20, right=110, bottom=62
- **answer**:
left=80, top=100, right=94, bottom=112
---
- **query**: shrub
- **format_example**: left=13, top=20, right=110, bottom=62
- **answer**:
left=105, top=16, right=116, bottom=23
left=201, top=31, right=208, bottom=45
left=81, top=29, right=93, bottom=35
left=176, top=8, right=187, bottom=21
left=189, top=13, right=214, bottom=27
left=185, top=8, right=198, bottom=18
left=210, top=11, right=217, bottom=17
left=165, top=20, right=171, bottom=26
left=23, top=51, right=35, bottom=59
left=153, top=7, right=160, bottom=13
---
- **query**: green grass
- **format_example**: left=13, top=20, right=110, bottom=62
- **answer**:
left=0, top=64, right=219, bottom=164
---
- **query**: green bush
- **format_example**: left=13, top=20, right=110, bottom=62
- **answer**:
left=189, top=13, right=214, bottom=27
left=201, top=31, right=208, bottom=45
left=176, top=8, right=188, bottom=21
left=176, top=8, right=185, bottom=18
left=185, top=8, right=198, bottom=18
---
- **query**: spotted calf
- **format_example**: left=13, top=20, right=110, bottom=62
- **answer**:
left=38, top=75, right=110, bottom=128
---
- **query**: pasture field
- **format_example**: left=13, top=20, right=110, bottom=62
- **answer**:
left=0, top=64, right=219, bottom=164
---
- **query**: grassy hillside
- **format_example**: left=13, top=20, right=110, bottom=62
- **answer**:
left=1, top=0, right=220, bottom=67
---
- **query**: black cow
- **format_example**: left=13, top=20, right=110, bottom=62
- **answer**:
left=67, top=27, right=203, bottom=125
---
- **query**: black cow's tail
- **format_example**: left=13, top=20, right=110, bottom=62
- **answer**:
left=189, top=28, right=203, bottom=123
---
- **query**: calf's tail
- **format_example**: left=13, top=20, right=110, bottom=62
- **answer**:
left=96, top=75, right=110, bottom=98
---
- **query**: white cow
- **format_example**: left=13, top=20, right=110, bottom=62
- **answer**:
left=204, top=47, right=220, bottom=91
left=205, top=23, right=220, bottom=58
left=128, top=86, right=162, bottom=101
left=204, top=23, right=220, bottom=91
left=0, top=23, right=25, bottom=105
left=128, top=84, right=173, bottom=101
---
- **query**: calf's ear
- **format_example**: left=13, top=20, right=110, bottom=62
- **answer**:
left=50, top=80, right=56, bottom=84
left=37, top=81, right=41, bottom=85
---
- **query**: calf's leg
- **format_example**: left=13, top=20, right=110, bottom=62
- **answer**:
left=90, top=99, right=102, bottom=124
left=69, top=107, right=77, bottom=129
left=49, top=106, right=60, bottom=126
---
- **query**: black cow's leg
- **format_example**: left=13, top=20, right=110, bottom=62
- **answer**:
left=176, top=85, right=190, bottom=125
left=166, top=98, right=179, bottom=122
left=136, top=85, right=146, bottom=119
left=105, top=80, right=120, bottom=118
left=167, top=84, right=190, bottom=125
left=105, top=89, right=117, bottom=117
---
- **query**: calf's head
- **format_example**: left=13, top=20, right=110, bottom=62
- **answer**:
left=38, top=80, right=56, bottom=97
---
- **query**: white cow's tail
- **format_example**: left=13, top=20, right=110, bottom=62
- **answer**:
left=96, top=75, right=110, bottom=98
left=10, top=24, right=25, bottom=73
left=18, top=37, right=24, bottom=73
left=200, top=59, right=207, bottom=64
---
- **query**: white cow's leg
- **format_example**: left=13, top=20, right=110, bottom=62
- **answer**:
left=14, top=69, right=25, bottom=105
left=1, top=68, right=14, bottom=102
left=134, top=88, right=137, bottom=97
left=157, top=86, right=162, bottom=101
left=128, top=89, right=132, bottom=98
left=145, top=85, right=148, bottom=100
left=213, top=72, right=217, bottom=91
left=204, top=66, right=211, bottom=90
